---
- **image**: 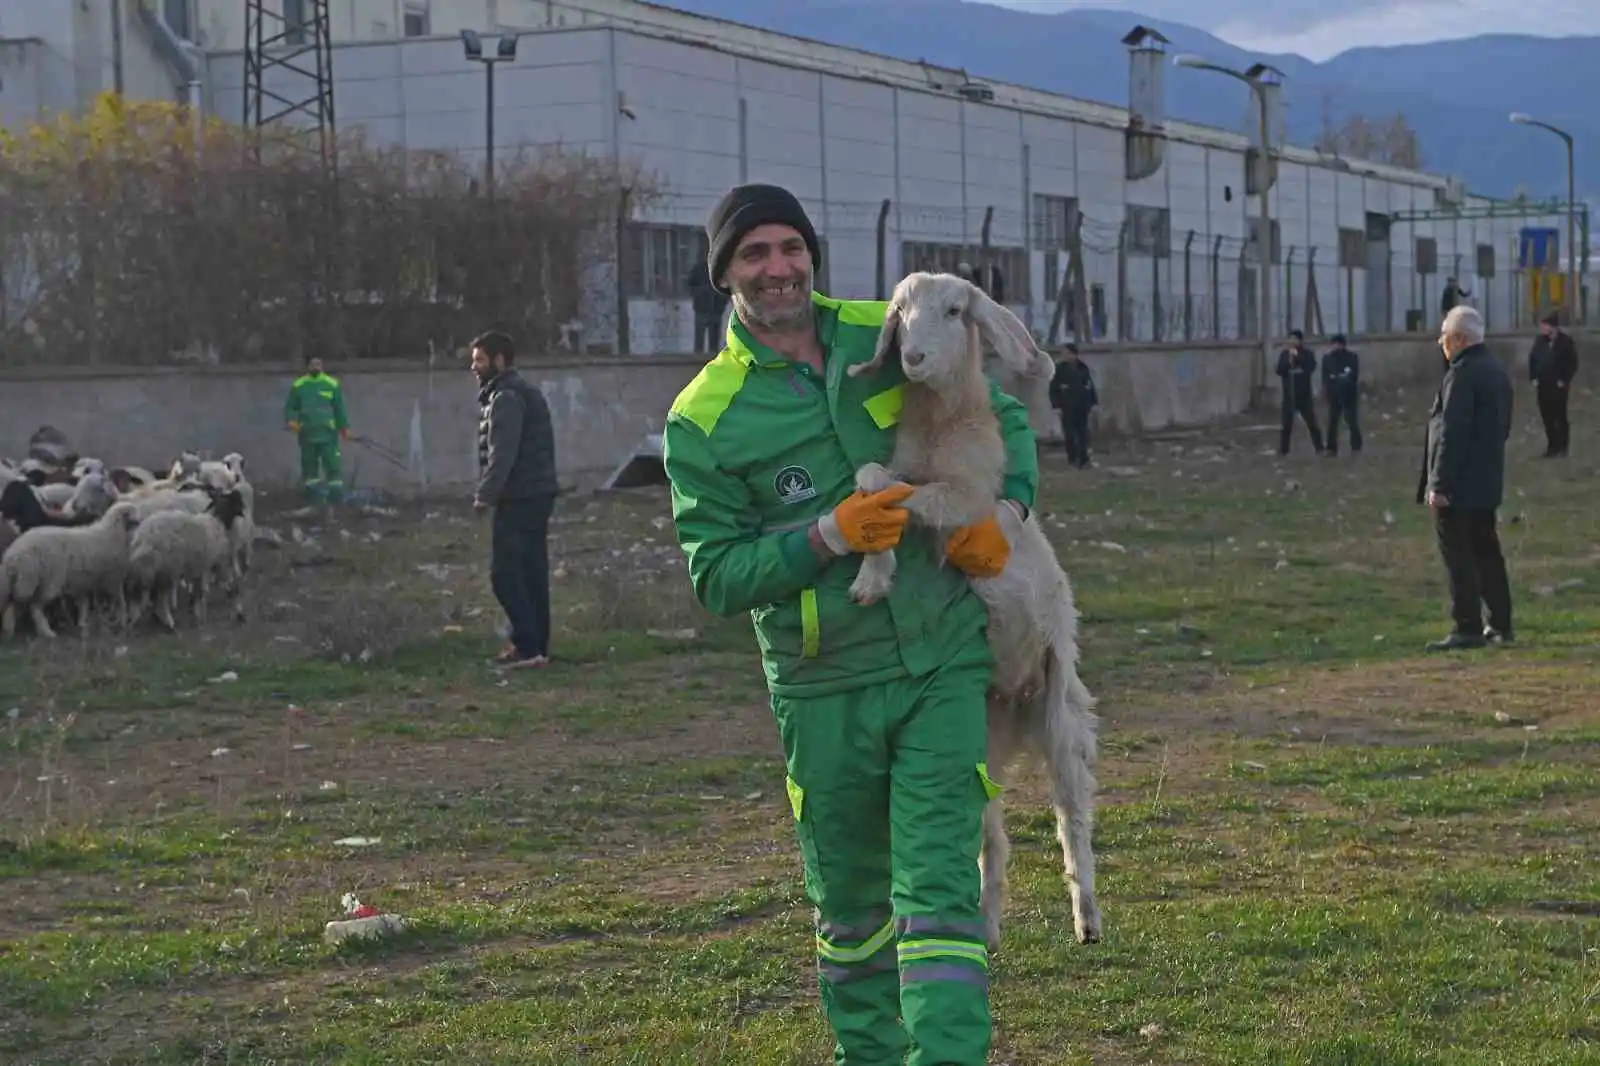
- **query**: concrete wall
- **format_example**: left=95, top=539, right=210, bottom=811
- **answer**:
left=7, top=330, right=1588, bottom=493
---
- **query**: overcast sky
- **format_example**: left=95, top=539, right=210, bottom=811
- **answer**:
left=978, top=0, right=1600, bottom=60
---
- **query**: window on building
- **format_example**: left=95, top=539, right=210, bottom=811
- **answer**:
left=1476, top=243, right=1496, bottom=279
left=163, top=0, right=192, bottom=40
left=622, top=223, right=702, bottom=299
left=283, top=0, right=307, bottom=45
left=403, top=2, right=431, bottom=37
left=1415, top=236, right=1438, bottom=275
left=899, top=241, right=1030, bottom=303
left=1032, top=194, right=1078, bottom=251
left=1127, top=205, right=1171, bottom=258
left=1247, top=217, right=1282, bottom=264
left=1337, top=228, right=1367, bottom=269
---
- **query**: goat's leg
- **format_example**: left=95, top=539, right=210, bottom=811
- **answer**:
left=194, top=573, right=210, bottom=626
left=155, top=581, right=177, bottom=632
left=853, top=462, right=902, bottom=495
left=75, top=595, right=90, bottom=637
left=980, top=697, right=1021, bottom=953
left=1043, top=654, right=1102, bottom=945
left=848, top=549, right=897, bottom=605
left=30, top=601, right=57, bottom=640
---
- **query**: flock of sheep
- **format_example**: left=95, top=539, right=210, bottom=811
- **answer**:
left=0, top=446, right=256, bottom=639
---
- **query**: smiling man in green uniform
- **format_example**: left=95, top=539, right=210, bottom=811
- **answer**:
left=662, top=183, right=1039, bottom=1065
left=283, top=355, right=351, bottom=504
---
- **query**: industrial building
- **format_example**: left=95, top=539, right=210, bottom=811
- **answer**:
left=0, top=0, right=1579, bottom=355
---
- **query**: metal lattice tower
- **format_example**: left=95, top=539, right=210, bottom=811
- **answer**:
left=242, top=0, right=337, bottom=172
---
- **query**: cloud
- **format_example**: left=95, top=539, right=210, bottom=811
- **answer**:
left=977, top=0, right=1600, bottom=53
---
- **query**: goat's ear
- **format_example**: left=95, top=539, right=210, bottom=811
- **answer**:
left=967, top=284, right=1053, bottom=380
left=849, top=303, right=901, bottom=378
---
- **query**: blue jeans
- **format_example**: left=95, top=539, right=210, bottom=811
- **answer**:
left=491, top=494, right=555, bottom=658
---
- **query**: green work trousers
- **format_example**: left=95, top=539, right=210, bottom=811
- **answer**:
left=298, top=434, right=344, bottom=503
left=774, top=657, right=999, bottom=1066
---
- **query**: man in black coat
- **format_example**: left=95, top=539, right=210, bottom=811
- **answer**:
left=1276, top=329, right=1325, bottom=455
left=688, top=255, right=730, bottom=355
left=1417, top=305, right=1515, bottom=651
left=1320, top=333, right=1362, bottom=457
left=471, top=330, right=560, bottom=670
left=1528, top=310, right=1579, bottom=457
left=1048, top=343, right=1098, bottom=469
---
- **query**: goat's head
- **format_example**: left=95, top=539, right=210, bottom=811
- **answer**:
left=222, top=452, right=246, bottom=479
left=103, top=501, right=141, bottom=533
left=207, top=488, right=246, bottom=528
left=852, top=272, right=1051, bottom=389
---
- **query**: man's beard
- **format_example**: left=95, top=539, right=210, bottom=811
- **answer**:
left=732, top=268, right=815, bottom=334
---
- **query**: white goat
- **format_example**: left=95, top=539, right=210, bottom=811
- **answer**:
left=846, top=272, right=1102, bottom=950
left=127, top=488, right=247, bottom=630
left=0, top=501, right=142, bottom=639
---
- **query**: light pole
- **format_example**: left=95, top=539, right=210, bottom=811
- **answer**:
left=461, top=29, right=519, bottom=204
left=1175, top=53, right=1283, bottom=393
left=1509, top=112, right=1579, bottom=324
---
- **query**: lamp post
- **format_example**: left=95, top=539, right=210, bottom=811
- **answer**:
left=1175, top=53, right=1283, bottom=391
left=461, top=29, right=520, bottom=204
left=1509, top=112, right=1579, bottom=324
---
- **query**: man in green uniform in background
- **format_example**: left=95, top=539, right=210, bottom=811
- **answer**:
left=662, top=183, right=1039, bottom=1066
left=283, top=355, right=351, bottom=504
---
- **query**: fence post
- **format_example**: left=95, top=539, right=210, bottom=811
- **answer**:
left=1304, top=245, right=1323, bottom=335
left=1182, top=230, right=1195, bottom=341
left=874, top=198, right=891, bottom=300
left=1151, top=244, right=1162, bottom=342
left=1211, top=234, right=1222, bottom=339
left=1384, top=246, right=1394, bottom=334
left=1284, top=246, right=1296, bottom=335
left=1116, top=221, right=1129, bottom=342
left=1236, top=245, right=1251, bottom=338
left=614, top=185, right=632, bottom=356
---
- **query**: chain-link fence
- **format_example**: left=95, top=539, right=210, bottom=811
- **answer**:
left=3, top=99, right=1586, bottom=366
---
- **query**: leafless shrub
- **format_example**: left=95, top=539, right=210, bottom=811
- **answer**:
left=0, top=93, right=661, bottom=367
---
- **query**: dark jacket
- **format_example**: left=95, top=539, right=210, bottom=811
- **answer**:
left=1276, top=345, right=1317, bottom=403
left=476, top=369, right=558, bottom=504
left=1321, top=346, right=1360, bottom=399
left=688, top=261, right=727, bottom=317
left=1416, top=343, right=1514, bottom=511
left=1048, top=359, right=1097, bottom=412
left=1529, top=330, right=1579, bottom=387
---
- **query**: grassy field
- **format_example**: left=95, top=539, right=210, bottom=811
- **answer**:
left=1, top=382, right=1596, bottom=1065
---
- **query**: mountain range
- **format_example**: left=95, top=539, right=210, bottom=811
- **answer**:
left=657, top=0, right=1597, bottom=204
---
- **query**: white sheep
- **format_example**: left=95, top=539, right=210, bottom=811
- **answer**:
left=220, top=456, right=255, bottom=576
left=125, top=483, right=212, bottom=521
left=846, top=271, right=1102, bottom=950
left=127, top=488, right=248, bottom=630
left=62, top=471, right=120, bottom=519
left=0, top=501, right=143, bottom=640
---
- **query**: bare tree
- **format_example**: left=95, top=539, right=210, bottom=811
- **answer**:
left=0, top=92, right=661, bottom=367
left=1315, top=94, right=1424, bottom=168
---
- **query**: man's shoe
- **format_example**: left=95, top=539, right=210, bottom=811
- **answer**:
left=488, top=642, right=520, bottom=666
left=502, top=653, right=550, bottom=671
left=1426, top=632, right=1488, bottom=652
left=1485, top=627, right=1515, bottom=646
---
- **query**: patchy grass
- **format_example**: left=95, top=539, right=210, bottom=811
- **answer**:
left=1, top=383, right=1597, bottom=1064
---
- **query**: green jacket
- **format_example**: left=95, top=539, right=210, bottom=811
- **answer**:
left=284, top=372, right=349, bottom=440
left=663, top=293, right=1039, bottom=698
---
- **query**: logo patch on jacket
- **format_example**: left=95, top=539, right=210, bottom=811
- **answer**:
left=773, top=465, right=817, bottom=505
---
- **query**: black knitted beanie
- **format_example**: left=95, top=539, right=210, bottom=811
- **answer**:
left=704, top=183, right=821, bottom=295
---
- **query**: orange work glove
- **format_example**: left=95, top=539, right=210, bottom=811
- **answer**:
left=816, top=483, right=915, bottom=555
left=944, top=512, right=1011, bottom=578
left=286, top=421, right=301, bottom=434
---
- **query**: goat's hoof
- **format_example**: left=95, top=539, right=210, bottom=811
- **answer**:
left=1074, top=903, right=1102, bottom=945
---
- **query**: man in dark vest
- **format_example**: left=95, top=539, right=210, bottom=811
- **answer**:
left=1047, top=343, right=1098, bottom=468
left=1320, top=333, right=1362, bottom=457
left=471, top=330, right=560, bottom=670
left=1528, top=310, right=1579, bottom=457
left=1418, top=305, right=1515, bottom=651
left=1275, top=329, right=1325, bottom=455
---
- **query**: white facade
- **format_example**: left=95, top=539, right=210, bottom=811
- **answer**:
left=10, top=0, right=1571, bottom=355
